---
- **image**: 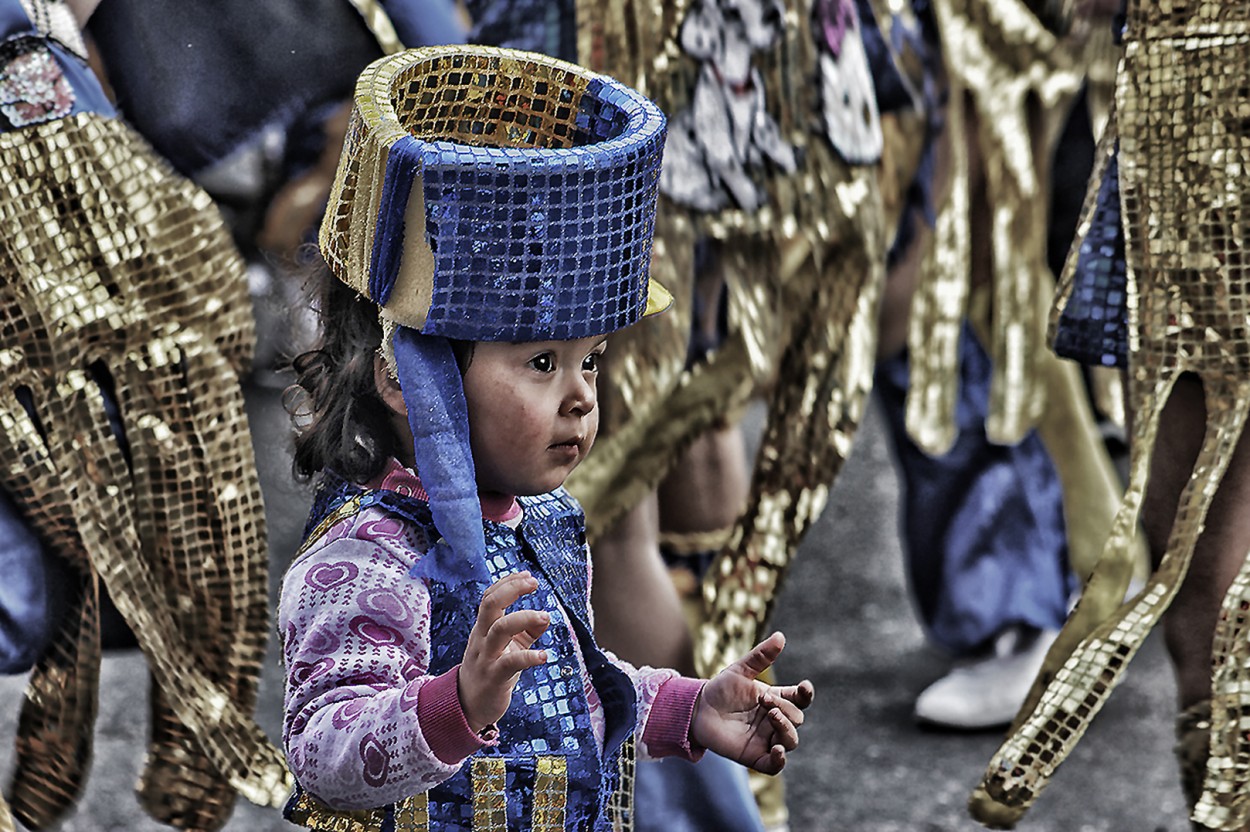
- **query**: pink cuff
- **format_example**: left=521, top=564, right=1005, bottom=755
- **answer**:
left=641, top=676, right=706, bottom=762
left=416, top=665, right=497, bottom=765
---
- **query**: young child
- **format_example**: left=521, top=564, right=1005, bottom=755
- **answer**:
left=278, top=45, right=815, bottom=830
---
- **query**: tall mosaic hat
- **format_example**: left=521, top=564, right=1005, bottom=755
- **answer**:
left=318, top=45, right=669, bottom=580
left=320, top=43, right=671, bottom=339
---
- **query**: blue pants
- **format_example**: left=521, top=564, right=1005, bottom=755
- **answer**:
left=0, top=377, right=131, bottom=672
left=634, top=754, right=765, bottom=832
left=0, top=491, right=59, bottom=674
left=875, top=327, right=1074, bottom=656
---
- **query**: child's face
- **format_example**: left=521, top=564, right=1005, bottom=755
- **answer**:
left=462, top=335, right=607, bottom=497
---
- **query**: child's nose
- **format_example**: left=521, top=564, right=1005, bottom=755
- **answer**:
left=563, top=372, right=597, bottom=417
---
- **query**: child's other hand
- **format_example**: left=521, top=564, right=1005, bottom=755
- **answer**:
left=690, top=632, right=815, bottom=775
left=459, top=571, right=551, bottom=733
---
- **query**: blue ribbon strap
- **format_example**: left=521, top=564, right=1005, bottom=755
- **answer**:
left=389, top=326, right=491, bottom=586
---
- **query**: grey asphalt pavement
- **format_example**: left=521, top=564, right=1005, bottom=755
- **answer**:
left=0, top=382, right=1191, bottom=831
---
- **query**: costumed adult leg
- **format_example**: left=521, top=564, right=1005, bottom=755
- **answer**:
left=1141, top=376, right=1250, bottom=818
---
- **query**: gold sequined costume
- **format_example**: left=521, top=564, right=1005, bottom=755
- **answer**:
left=573, top=0, right=1133, bottom=702
left=0, top=113, right=290, bottom=828
left=902, top=0, right=1147, bottom=599
left=970, top=2, right=1250, bottom=829
left=907, top=0, right=1090, bottom=451
left=569, top=10, right=887, bottom=822
left=568, top=0, right=886, bottom=684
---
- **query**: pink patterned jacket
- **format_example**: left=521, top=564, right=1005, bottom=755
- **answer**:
left=279, top=459, right=705, bottom=810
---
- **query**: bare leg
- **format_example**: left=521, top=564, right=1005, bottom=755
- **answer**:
left=591, top=419, right=751, bottom=679
left=1143, top=375, right=1250, bottom=710
left=589, top=491, right=696, bottom=675
left=658, top=427, right=750, bottom=538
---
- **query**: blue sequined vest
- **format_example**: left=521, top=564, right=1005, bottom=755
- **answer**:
left=285, top=473, right=638, bottom=832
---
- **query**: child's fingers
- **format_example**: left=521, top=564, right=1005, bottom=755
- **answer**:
left=475, top=572, right=538, bottom=629
left=484, top=609, right=551, bottom=657
left=754, top=746, right=787, bottom=775
left=768, top=680, right=815, bottom=713
left=766, top=706, right=800, bottom=750
left=761, top=691, right=806, bottom=726
left=481, top=571, right=538, bottom=609
left=729, top=631, right=786, bottom=681
left=493, top=647, right=549, bottom=676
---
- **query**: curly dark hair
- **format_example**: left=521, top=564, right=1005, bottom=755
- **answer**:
left=286, top=263, right=402, bottom=483
left=286, top=261, right=475, bottom=484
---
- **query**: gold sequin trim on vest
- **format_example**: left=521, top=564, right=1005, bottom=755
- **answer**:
left=472, top=757, right=508, bottom=830
left=532, top=756, right=569, bottom=831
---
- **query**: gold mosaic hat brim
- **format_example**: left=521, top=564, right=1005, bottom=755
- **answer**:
left=319, top=45, right=671, bottom=341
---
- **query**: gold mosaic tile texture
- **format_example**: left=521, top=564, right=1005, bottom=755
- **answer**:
left=972, top=2, right=1250, bottom=828
left=0, top=113, right=290, bottom=829
left=908, top=0, right=1088, bottom=454
left=569, top=0, right=887, bottom=681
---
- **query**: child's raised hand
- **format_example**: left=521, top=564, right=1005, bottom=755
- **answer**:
left=690, top=632, right=815, bottom=775
left=458, top=571, right=551, bottom=733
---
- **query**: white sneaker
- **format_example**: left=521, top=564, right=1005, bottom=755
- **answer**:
left=913, top=626, right=1058, bottom=730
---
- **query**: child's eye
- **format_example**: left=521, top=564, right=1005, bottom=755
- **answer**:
left=582, top=353, right=600, bottom=373
left=528, top=353, right=555, bottom=373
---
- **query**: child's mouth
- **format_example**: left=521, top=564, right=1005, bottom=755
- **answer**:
left=549, top=440, right=581, bottom=459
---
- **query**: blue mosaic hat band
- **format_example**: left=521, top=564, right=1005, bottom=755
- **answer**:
left=320, top=45, right=671, bottom=342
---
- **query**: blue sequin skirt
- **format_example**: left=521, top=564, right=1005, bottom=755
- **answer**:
left=1051, top=149, right=1129, bottom=369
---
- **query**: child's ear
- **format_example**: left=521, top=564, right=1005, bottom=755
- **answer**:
left=373, top=353, right=409, bottom=418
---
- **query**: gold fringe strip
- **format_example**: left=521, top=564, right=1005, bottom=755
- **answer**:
left=909, top=0, right=1086, bottom=453
left=343, top=0, right=404, bottom=55
left=657, top=528, right=736, bottom=557
left=697, top=191, right=884, bottom=675
left=970, top=373, right=1249, bottom=828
